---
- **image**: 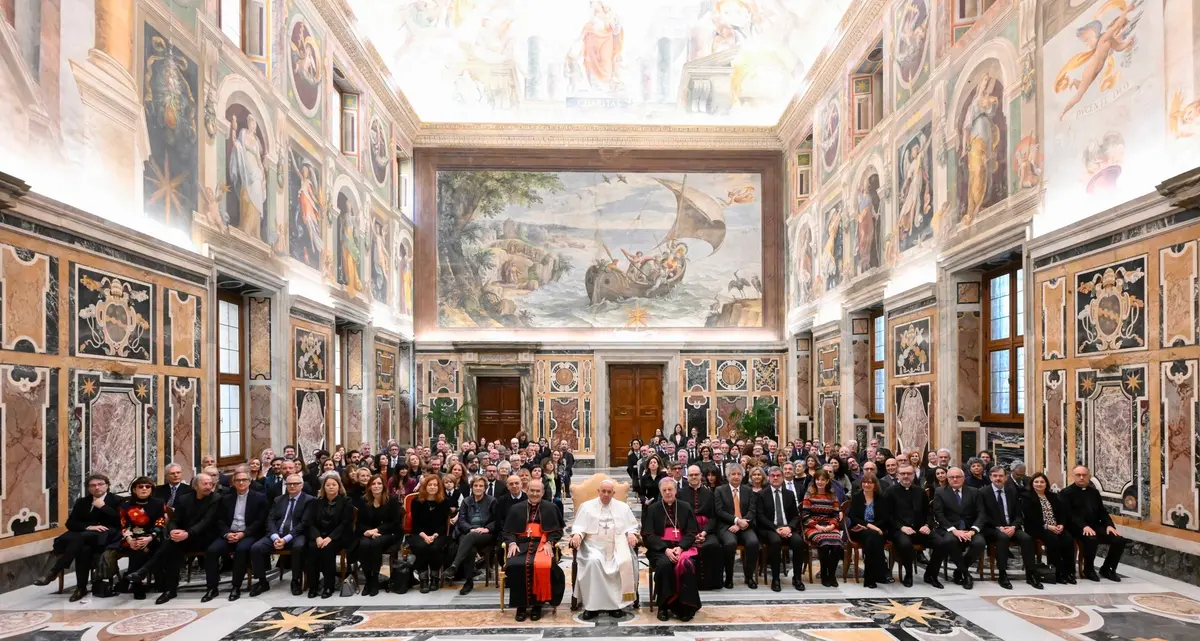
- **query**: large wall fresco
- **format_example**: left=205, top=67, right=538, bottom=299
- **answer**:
left=435, top=170, right=766, bottom=330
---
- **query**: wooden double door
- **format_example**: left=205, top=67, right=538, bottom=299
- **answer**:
left=608, top=364, right=663, bottom=465
left=477, top=377, right=521, bottom=444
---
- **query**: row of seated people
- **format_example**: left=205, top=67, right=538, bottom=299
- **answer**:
left=671, top=461, right=1126, bottom=593
left=35, top=465, right=542, bottom=603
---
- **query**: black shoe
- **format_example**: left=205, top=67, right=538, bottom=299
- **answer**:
left=829, top=574, right=838, bottom=588
left=657, top=609, right=670, bottom=621
left=885, top=575, right=895, bottom=584
left=962, top=574, right=973, bottom=590
left=1066, top=574, right=1077, bottom=584
left=1100, top=567, right=1121, bottom=582
left=250, top=582, right=270, bottom=597
left=69, top=587, right=87, bottom=602
left=608, top=610, right=625, bottom=618
left=126, top=569, right=147, bottom=584
left=132, top=581, right=146, bottom=600
left=515, top=608, right=528, bottom=622
left=771, top=579, right=781, bottom=592
left=998, top=576, right=1013, bottom=590
left=902, top=574, right=913, bottom=588
left=34, top=569, right=61, bottom=587
left=864, top=579, right=877, bottom=589
left=746, top=578, right=758, bottom=589
left=155, top=589, right=176, bottom=604
left=581, top=610, right=598, bottom=620
left=680, top=614, right=694, bottom=622
left=923, top=574, right=944, bottom=589
left=459, top=581, right=474, bottom=596
left=793, top=579, right=805, bottom=591
left=200, top=588, right=218, bottom=603
left=723, top=578, right=734, bottom=589
left=321, top=587, right=335, bottom=599
left=229, top=587, right=243, bottom=601
left=953, top=570, right=964, bottom=585
left=291, top=580, right=304, bottom=596
left=1085, top=569, right=1101, bottom=582
left=441, top=567, right=457, bottom=584
left=1028, top=576, right=1044, bottom=590
left=308, top=587, right=319, bottom=598
left=531, top=606, right=543, bottom=621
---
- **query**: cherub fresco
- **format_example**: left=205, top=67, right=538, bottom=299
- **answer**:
left=1053, top=0, right=1143, bottom=121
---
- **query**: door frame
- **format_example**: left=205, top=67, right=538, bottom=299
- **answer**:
left=595, top=351, right=681, bottom=466
left=462, top=366, right=532, bottom=444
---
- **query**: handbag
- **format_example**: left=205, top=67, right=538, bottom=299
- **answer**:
left=389, top=556, right=413, bottom=594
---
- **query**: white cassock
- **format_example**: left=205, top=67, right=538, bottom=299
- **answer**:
left=571, top=497, right=639, bottom=610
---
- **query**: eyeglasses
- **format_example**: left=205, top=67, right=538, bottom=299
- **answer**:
left=286, top=482, right=303, bottom=486
left=133, top=484, right=153, bottom=489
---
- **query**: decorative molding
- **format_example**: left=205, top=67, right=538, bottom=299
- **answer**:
left=415, top=122, right=784, bottom=150
left=1028, top=193, right=1184, bottom=269
left=1157, top=166, right=1200, bottom=210
left=0, top=171, right=31, bottom=212
left=884, top=283, right=937, bottom=316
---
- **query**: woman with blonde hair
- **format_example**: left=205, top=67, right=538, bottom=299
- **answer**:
left=409, top=474, right=450, bottom=593
left=306, top=473, right=352, bottom=598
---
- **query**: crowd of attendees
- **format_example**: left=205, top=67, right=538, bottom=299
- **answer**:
left=35, top=433, right=576, bottom=603
left=627, top=425, right=1127, bottom=593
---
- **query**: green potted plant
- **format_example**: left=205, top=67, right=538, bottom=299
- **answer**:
left=729, top=397, right=779, bottom=441
left=416, top=399, right=474, bottom=445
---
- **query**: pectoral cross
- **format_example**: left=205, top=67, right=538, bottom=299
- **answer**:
left=526, top=526, right=534, bottom=537
left=671, top=527, right=680, bottom=537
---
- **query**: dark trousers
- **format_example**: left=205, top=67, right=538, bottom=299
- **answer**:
left=1077, top=530, right=1126, bottom=573
left=891, top=530, right=942, bottom=577
left=759, top=528, right=806, bottom=580
left=206, top=536, right=256, bottom=590
left=850, top=528, right=888, bottom=582
left=1036, top=529, right=1076, bottom=577
left=356, top=534, right=398, bottom=579
left=408, top=534, right=445, bottom=572
left=934, top=529, right=985, bottom=575
left=716, top=527, right=760, bottom=582
left=983, top=527, right=1036, bottom=577
left=147, top=536, right=210, bottom=590
left=250, top=535, right=306, bottom=582
left=50, top=531, right=109, bottom=589
left=449, top=531, right=494, bottom=581
left=305, top=539, right=344, bottom=590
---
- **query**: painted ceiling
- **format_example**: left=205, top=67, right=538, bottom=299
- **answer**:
left=347, top=0, right=852, bottom=126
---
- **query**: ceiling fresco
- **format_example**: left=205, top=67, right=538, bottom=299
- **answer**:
left=347, top=0, right=852, bottom=125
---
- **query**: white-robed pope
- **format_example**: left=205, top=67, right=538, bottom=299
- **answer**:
left=570, top=479, right=640, bottom=619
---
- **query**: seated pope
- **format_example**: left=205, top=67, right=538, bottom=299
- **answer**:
left=643, top=477, right=702, bottom=621
left=503, top=479, right=565, bottom=622
left=570, top=479, right=640, bottom=620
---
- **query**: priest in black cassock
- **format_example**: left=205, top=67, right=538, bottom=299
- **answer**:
left=643, top=477, right=702, bottom=621
left=678, top=465, right=724, bottom=590
left=503, top=479, right=565, bottom=622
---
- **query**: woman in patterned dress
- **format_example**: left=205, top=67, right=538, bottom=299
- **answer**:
left=802, top=469, right=844, bottom=588
left=1025, top=472, right=1077, bottom=584
left=99, top=477, right=166, bottom=600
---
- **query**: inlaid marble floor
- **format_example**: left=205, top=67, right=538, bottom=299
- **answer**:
left=1, top=558, right=1197, bottom=641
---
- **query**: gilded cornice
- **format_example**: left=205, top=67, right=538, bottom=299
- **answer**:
left=414, top=122, right=784, bottom=150
left=776, top=0, right=887, bottom=147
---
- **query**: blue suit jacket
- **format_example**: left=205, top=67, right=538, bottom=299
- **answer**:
left=266, top=492, right=313, bottom=539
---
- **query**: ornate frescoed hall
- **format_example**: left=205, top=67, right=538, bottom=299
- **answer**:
left=0, top=1, right=1199, bottom=640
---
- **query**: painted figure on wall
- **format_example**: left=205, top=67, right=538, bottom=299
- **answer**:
left=1053, top=0, right=1143, bottom=121
left=793, top=221, right=813, bottom=306
left=371, top=217, right=390, bottom=304
left=397, top=231, right=414, bottom=316
left=854, top=171, right=881, bottom=275
left=1083, top=131, right=1126, bottom=193
left=288, top=146, right=324, bottom=270
left=958, top=70, right=1008, bottom=224
left=897, top=123, right=934, bottom=253
left=820, top=95, right=841, bottom=175
left=289, top=19, right=324, bottom=115
left=225, top=106, right=268, bottom=240
left=369, top=117, right=390, bottom=186
left=893, top=0, right=930, bottom=99
left=822, top=202, right=844, bottom=291
left=336, top=190, right=365, bottom=298
left=1013, top=132, right=1043, bottom=190
left=567, top=1, right=624, bottom=93
left=143, top=25, right=199, bottom=232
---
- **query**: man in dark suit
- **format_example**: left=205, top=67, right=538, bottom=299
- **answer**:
left=267, top=460, right=313, bottom=501
left=153, top=463, right=195, bottom=509
left=203, top=467, right=268, bottom=602
left=494, top=475, right=527, bottom=529
left=131, top=472, right=219, bottom=604
left=34, top=473, right=123, bottom=601
left=1060, top=465, right=1126, bottom=582
left=482, top=464, right=503, bottom=498
left=889, top=463, right=941, bottom=588
left=981, top=466, right=1043, bottom=590
left=763, top=442, right=780, bottom=467
left=713, top=464, right=760, bottom=589
left=932, top=467, right=986, bottom=589
left=679, top=465, right=723, bottom=590
left=250, top=473, right=313, bottom=596
left=756, top=467, right=805, bottom=591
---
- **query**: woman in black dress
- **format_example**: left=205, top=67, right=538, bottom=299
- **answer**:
left=305, top=473, right=353, bottom=598
left=670, top=424, right=686, bottom=449
left=1025, top=472, right=1076, bottom=584
left=409, top=474, right=451, bottom=593
left=847, top=473, right=892, bottom=588
left=640, top=455, right=667, bottom=504
left=356, top=475, right=400, bottom=596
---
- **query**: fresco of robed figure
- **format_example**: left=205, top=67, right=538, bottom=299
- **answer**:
left=436, top=171, right=764, bottom=329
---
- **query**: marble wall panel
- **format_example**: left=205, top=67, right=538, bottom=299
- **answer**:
left=957, top=282, right=981, bottom=304
left=716, top=360, right=749, bottom=392
left=375, top=394, right=393, bottom=445
left=166, top=376, right=199, bottom=478
left=1077, top=364, right=1150, bottom=519
left=1161, top=359, right=1199, bottom=531
left=346, top=392, right=363, bottom=450
left=550, top=397, right=580, bottom=451
left=1041, top=277, right=1067, bottom=360
left=72, top=264, right=154, bottom=363
left=796, top=349, right=812, bottom=416
left=685, top=359, right=711, bottom=392
left=0, top=244, right=57, bottom=354
left=817, top=342, right=840, bottom=388
left=294, top=388, right=327, bottom=460
left=957, top=311, right=982, bottom=421
left=248, top=385, right=272, bottom=461
left=163, top=289, right=200, bottom=368
left=685, top=394, right=711, bottom=438
left=753, top=357, right=780, bottom=392
left=1043, top=369, right=1067, bottom=489
left=72, top=370, right=154, bottom=496
left=894, top=382, right=932, bottom=455
left=1075, top=256, right=1148, bottom=356
left=0, top=365, right=56, bottom=538
left=818, top=391, right=839, bottom=444
left=549, top=361, right=580, bottom=394
left=716, top=396, right=747, bottom=440
left=1160, top=242, right=1198, bottom=348
left=987, top=428, right=1026, bottom=470
left=346, top=330, right=363, bottom=391
left=429, top=358, right=458, bottom=394
left=376, top=346, right=396, bottom=392
left=852, top=338, right=870, bottom=418
left=894, top=316, right=933, bottom=376
left=293, top=327, right=327, bottom=382
left=247, top=297, right=272, bottom=380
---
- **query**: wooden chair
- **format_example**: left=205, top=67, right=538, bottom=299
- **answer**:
left=499, top=543, right=562, bottom=613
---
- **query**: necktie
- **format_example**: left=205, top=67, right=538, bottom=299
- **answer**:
left=955, top=489, right=961, bottom=503
left=282, top=498, right=295, bottom=535
left=168, top=485, right=177, bottom=507
left=732, top=487, right=742, bottom=519
left=774, top=489, right=785, bottom=527
left=996, top=489, right=1007, bottom=525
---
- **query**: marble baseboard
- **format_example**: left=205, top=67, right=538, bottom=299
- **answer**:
left=0, top=551, right=52, bottom=594
left=573, top=458, right=595, bottom=469
left=1119, top=539, right=1200, bottom=586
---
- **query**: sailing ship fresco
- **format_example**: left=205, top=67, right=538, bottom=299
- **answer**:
left=436, top=171, right=763, bottom=329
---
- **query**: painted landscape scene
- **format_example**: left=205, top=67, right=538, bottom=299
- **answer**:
left=436, top=170, right=764, bottom=329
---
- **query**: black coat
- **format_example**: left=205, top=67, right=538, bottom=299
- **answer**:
left=640, top=471, right=667, bottom=502
left=501, top=500, right=563, bottom=546
left=410, top=498, right=451, bottom=537
left=1058, top=483, right=1115, bottom=534
left=265, top=492, right=313, bottom=539
left=848, top=490, right=893, bottom=533
left=65, top=494, right=123, bottom=533
left=166, top=491, right=219, bottom=541
left=456, top=493, right=499, bottom=537
left=152, top=483, right=194, bottom=508
left=643, top=499, right=698, bottom=552
left=1023, top=491, right=1070, bottom=536
left=356, top=497, right=400, bottom=537
left=932, top=485, right=986, bottom=532
left=979, top=483, right=1024, bottom=530
left=216, top=490, right=269, bottom=539
left=306, top=495, right=353, bottom=542
left=713, top=484, right=757, bottom=528
left=888, top=483, right=933, bottom=531
left=756, top=485, right=802, bottom=531
left=677, top=483, right=717, bottom=533
left=494, top=491, right=527, bottom=530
